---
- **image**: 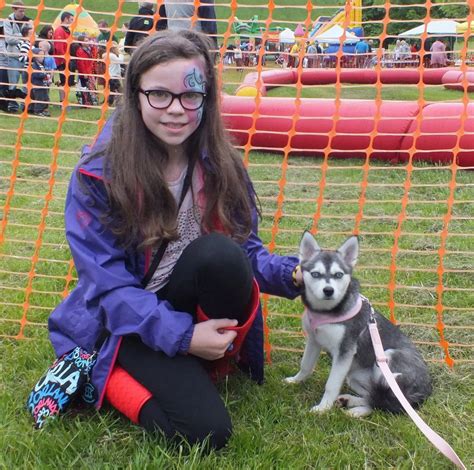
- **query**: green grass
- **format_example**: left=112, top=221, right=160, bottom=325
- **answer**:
left=1, top=0, right=474, bottom=468
left=1, top=339, right=473, bottom=469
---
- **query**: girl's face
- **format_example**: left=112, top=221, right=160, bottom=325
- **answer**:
left=47, top=28, right=53, bottom=39
left=138, top=58, right=207, bottom=154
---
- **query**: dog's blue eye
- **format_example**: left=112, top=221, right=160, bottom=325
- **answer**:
left=311, top=272, right=322, bottom=279
left=334, top=272, right=344, bottom=279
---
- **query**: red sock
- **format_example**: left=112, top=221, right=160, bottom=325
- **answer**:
left=104, top=365, right=152, bottom=424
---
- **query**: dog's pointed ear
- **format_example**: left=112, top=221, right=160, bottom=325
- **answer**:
left=299, top=231, right=321, bottom=262
left=337, top=236, right=359, bottom=268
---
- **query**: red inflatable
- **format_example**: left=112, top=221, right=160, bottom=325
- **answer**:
left=442, top=70, right=474, bottom=92
left=236, top=68, right=456, bottom=96
left=221, top=95, right=474, bottom=167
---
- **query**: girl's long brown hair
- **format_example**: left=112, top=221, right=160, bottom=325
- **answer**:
left=98, top=30, right=253, bottom=248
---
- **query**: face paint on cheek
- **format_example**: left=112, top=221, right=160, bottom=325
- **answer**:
left=196, top=107, right=203, bottom=126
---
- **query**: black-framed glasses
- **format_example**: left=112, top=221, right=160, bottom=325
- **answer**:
left=138, top=89, right=207, bottom=111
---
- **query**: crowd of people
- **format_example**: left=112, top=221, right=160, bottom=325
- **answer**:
left=0, top=2, right=122, bottom=114
left=0, top=0, right=456, bottom=116
left=222, top=36, right=453, bottom=71
left=0, top=1, right=218, bottom=115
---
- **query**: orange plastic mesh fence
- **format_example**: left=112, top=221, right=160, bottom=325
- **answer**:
left=0, top=0, right=473, bottom=367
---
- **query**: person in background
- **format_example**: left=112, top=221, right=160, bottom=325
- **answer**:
left=393, top=39, right=402, bottom=62
left=430, top=39, right=447, bottom=68
left=305, top=41, right=318, bottom=68
left=234, top=39, right=243, bottom=71
left=288, top=41, right=300, bottom=68
left=410, top=41, right=420, bottom=66
left=53, top=11, right=74, bottom=104
left=163, top=0, right=218, bottom=48
left=0, top=18, right=10, bottom=111
left=37, top=39, right=57, bottom=75
left=117, top=23, right=130, bottom=76
left=27, top=48, right=51, bottom=116
left=118, top=22, right=129, bottom=55
left=17, top=23, right=34, bottom=90
left=355, top=38, right=369, bottom=68
left=36, top=24, right=54, bottom=50
left=4, top=0, right=31, bottom=112
left=97, top=19, right=119, bottom=44
left=124, top=2, right=160, bottom=55
left=398, top=39, right=411, bottom=66
left=75, top=34, right=98, bottom=107
left=223, top=41, right=235, bottom=66
left=95, top=41, right=107, bottom=88
left=101, top=41, right=123, bottom=106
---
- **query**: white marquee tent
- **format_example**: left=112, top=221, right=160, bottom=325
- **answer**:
left=279, top=28, right=295, bottom=44
left=399, top=20, right=460, bottom=37
left=315, top=24, right=359, bottom=44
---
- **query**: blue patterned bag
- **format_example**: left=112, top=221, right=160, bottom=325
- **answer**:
left=26, top=347, right=97, bottom=429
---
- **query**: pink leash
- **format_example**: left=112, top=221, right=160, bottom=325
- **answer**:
left=368, top=314, right=466, bottom=469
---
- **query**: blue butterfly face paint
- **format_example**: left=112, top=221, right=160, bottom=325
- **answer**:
left=183, top=68, right=207, bottom=126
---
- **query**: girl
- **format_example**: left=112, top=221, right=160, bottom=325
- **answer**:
left=48, top=30, right=302, bottom=450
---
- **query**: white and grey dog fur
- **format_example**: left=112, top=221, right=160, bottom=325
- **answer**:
left=285, top=232, right=432, bottom=417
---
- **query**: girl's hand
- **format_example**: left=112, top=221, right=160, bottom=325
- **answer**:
left=292, top=265, right=304, bottom=287
left=188, top=319, right=238, bottom=361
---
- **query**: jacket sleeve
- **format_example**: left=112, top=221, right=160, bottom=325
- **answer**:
left=53, top=29, right=67, bottom=56
left=64, top=167, right=195, bottom=356
left=4, top=19, right=21, bottom=47
left=242, top=181, right=301, bottom=299
left=76, top=48, right=89, bottom=74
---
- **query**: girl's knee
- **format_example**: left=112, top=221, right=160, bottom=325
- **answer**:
left=195, top=233, right=251, bottom=278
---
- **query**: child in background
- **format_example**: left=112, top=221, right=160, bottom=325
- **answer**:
left=75, top=35, right=98, bottom=106
left=38, top=39, right=56, bottom=72
left=37, top=39, right=55, bottom=114
left=18, top=23, right=34, bottom=91
left=27, top=48, right=51, bottom=116
left=101, top=41, right=123, bottom=106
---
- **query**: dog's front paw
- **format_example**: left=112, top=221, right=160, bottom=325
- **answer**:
left=284, top=375, right=301, bottom=384
left=309, top=403, right=332, bottom=414
left=336, top=394, right=352, bottom=408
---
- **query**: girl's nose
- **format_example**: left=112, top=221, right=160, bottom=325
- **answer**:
left=167, top=95, right=185, bottom=113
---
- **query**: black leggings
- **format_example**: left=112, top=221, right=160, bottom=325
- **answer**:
left=117, top=233, right=254, bottom=449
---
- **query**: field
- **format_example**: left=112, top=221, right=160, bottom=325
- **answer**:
left=1, top=0, right=473, bottom=469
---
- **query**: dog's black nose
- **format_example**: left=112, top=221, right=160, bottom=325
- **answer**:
left=323, top=286, right=334, bottom=297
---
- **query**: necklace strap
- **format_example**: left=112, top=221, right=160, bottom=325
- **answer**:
left=141, top=159, right=196, bottom=288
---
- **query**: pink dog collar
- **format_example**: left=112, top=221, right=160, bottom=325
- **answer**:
left=306, top=295, right=363, bottom=329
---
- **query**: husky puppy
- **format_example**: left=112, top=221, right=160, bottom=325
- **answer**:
left=285, top=232, right=432, bottom=417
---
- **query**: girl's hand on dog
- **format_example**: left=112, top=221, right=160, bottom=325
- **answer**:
left=189, top=319, right=238, bottom=360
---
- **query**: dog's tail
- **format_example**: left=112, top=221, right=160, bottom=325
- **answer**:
left=369, top=381, right=406, bottom=413
left=369, top=380, right=433, bottom=414
left=369, top=352, right=433, bottom=413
